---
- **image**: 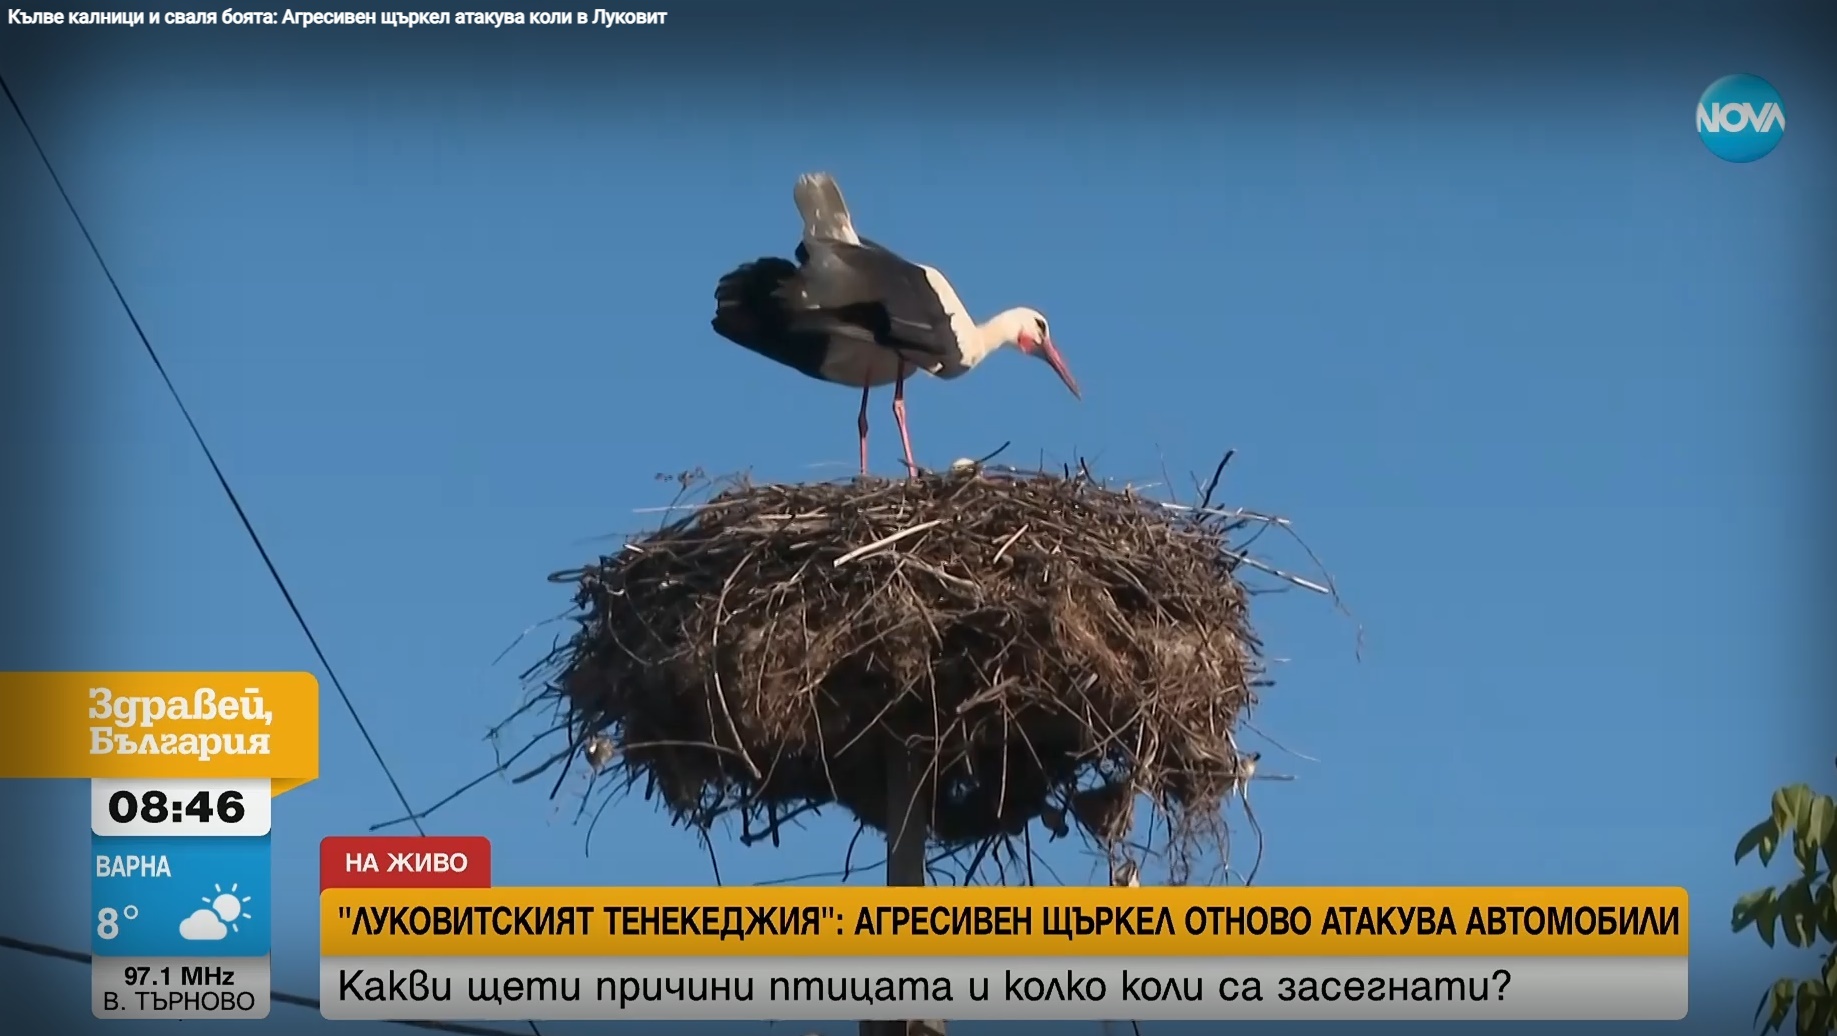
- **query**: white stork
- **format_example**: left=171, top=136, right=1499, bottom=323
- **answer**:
left=710, top=172, right=1080, bottom=475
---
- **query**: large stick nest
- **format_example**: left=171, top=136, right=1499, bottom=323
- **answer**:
left=538, top=463, right=1274, bottom=868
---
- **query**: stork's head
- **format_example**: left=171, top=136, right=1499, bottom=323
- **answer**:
left=1003, top=307, right=1080, bottom=399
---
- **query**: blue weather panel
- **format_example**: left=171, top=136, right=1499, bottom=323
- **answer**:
left=92, top=834, right=272, bottom=958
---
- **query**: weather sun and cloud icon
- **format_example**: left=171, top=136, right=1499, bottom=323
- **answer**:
left=179, top=883, right=255, bottom=941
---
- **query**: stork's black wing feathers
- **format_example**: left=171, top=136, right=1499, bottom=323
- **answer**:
left=712, top=257, right=798, bottom=347
left=788, top=239, right=956, bottom=358
left=794, top=236, right=895, bottom=264
left=710, top=257, right=837, bottom=380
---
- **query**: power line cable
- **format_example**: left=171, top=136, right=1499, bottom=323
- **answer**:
left=0, top=71, right=426, bottom=837
left=0, top=69, right=545, bottom=1036
left=1, top=934, right=523, bottom=1036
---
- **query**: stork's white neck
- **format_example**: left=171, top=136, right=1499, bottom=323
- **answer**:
left=914, top=265, right=1039, bottom=375
left=959, top=308, right=1041, bottom=369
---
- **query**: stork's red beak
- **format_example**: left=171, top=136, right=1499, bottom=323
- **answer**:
left=1037, top=336, right=1081, bottom=399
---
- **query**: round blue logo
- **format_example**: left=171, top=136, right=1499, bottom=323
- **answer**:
left=1697, top=74, right=1786, bottom=163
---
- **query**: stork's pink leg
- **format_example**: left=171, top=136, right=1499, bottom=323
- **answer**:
left=857, top=382, right=871, bottom=475
left=892, top=367, right=918, bottom=476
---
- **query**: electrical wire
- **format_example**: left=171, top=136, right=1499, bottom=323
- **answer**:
left=0, top=70, right=426, bottom=843
left=0, top=70, right=545, bottom=1036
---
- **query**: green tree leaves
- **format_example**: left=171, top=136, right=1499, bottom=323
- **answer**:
left=1736, top=759, right=1837, bottom=1035
left=1735, top=887, right=1780, bottom=947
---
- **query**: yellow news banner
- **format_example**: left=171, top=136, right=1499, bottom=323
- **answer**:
left=322, top=886, right=1688, bottom=958
left=0, top=672, right=320, bottom=794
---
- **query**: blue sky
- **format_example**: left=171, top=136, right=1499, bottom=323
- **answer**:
left=1, top=5, right=1832, bottom=1034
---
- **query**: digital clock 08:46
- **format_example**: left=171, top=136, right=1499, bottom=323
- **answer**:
left=89, top=779, right=273, bottom=838
left=108, top=788, right=245, bottom=826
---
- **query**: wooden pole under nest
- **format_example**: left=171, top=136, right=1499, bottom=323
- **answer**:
left=860, top=749, right=945, bottom=1036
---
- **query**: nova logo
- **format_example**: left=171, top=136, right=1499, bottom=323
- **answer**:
left=1696, top=74, right=1786, bottom=163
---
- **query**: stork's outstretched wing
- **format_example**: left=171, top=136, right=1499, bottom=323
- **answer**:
left=781, top=240, right=956, bottom=360
left=792, top=172, right=860, bottom=247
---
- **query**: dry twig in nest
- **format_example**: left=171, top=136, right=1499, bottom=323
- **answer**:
left=526, top=460, right=1318, bottom=880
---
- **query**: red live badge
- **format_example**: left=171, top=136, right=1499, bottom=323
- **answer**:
left=319, top=835, right=491, bottom=890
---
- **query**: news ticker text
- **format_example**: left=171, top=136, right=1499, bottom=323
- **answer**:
left=6, top=8, right=666, bottom=28
left=318, top=886, right=1688, bottom=957
left=318, top=955, right=1686, bottom=1021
